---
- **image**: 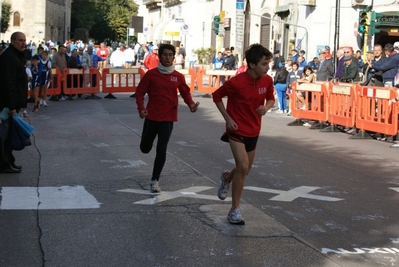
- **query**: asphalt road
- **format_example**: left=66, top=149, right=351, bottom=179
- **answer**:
left=1, top=90, right=398, bottom=267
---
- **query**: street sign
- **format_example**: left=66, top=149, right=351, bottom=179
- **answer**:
left=182, top=24, right=189, bottom=34
left=144, top=27, right=148, bottom=36
left=165, top=31, right=180, bottom=36
left=128, top=28, right=135, bottom=36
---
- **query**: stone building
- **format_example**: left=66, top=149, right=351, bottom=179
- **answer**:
left=1, top=0, right=72, bottom=44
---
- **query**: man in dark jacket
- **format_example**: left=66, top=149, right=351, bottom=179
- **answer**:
left=341, top=55, right=360, bottom=82
left=372, top=43, right=399, bottom=87
left=0, top=31, right=28, bottom=173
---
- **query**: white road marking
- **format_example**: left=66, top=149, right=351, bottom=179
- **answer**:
left=389, top=187, right=399, bottom=193
left=100, top=159, right=147, bottom=169
left=0, top=186, right=101, bottom=210
left=118, top=186, right=232, bottom=205
left=244, top=186, right=344, bottom=202
left=175, top=141, right=198, bottom=147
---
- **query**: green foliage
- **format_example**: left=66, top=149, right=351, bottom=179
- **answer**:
left=73, top=28, right=89, bottom=42
left=71, top=0, right=139, bottom=41
left=195, top=47, right=217, bottom=65
left=1, top=2, right=11, bottom=33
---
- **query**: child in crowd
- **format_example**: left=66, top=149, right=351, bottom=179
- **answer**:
left=212, top=44, right=275, bottom=225
left=24, top=62, right=33, bottom=117
left=39, top=50, right=52, bottom=107
left=30, top=55, right=43, bottom=112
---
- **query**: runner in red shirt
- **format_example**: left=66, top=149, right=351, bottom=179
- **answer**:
left=213, top=43, right=275, bottom=225
left=136, top=43, right=199, bottom=193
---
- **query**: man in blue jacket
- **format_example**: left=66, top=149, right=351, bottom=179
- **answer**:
left=372, top=43, right=399, bottom=87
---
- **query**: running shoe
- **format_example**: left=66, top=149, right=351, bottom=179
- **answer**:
left=150, top=180, right=161, bottom=193
left=217, top=170, right=230, bottom=200
left=227, top=208, right=245, bottom=225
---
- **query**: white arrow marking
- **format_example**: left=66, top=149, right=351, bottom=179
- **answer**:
left=389, top=187, right=399, bottom=193
left=244, top=186, right=343, bottom=202
left=118, top=186, right=231, bottom=205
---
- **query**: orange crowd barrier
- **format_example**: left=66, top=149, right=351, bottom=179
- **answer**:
left=354, top=85, right=399, bottom=137
left=196, top=69, right=236, bottom=95
left=289, top=81, right=329, bottom=127
left=101, top=67, right=146, bottom=99
left=326, top=82, right=357, bottom=130
left=175, top=68, right=198, bottom=92
left=62, top=68, right=100, bottom=96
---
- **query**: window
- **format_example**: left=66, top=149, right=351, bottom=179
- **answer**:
left=13, top=12, right=21, bottom=27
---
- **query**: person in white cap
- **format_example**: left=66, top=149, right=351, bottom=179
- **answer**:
left=144, top=44, right=159, bottom=70
left=394, top=41, right=399, bottom=52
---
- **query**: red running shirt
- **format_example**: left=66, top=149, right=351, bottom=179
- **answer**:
left=212, top=71, right=275, bottom=137
left=136, top=68, right=195, bottom=122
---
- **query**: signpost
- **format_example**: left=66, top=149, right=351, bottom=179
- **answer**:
left=236, top=0, right=245, bottom=63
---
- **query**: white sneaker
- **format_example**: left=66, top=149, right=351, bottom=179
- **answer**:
left=23, top=110, right=28, bottom=117
left=300, top=104, right=306, bottom=110
left=150, top=180, right=161, bottom=193
left=303, top=122, right=312, bottom=127
left=275, top=110, right=284, bottom=114
left=42, top=101, right=48, bottom=107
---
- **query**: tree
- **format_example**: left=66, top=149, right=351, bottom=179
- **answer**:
left=1, top=2, right=11, bottom=34
left=105, top=0, right=138, bottom=41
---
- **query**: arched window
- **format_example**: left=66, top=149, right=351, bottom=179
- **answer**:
left=13, top=12, right=20, bottom=27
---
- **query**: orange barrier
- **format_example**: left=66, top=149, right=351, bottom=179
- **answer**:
left=101, top=67, right=145, bottom=99
left=27, top=68, right=62, bottom=97
left=175, top=68, right=198, bottom=92
left=196, top=70, right=236, bottom=94
left=355, top=85, right=399, bottom=136
left=327, top=82, right=356, bottom=129
left=63, top=68, right=101, bottom=96
left=289, top=81, right=329, bottom=126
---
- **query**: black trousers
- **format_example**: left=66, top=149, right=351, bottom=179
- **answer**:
left=140, top=119, right=173, bottom=180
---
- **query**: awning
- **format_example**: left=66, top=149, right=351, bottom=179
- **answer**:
left=152, top=18, right=173, bottom=42
left=275, top=5, right=290, bottom=13
left=162, top=19, right=183, bottom=41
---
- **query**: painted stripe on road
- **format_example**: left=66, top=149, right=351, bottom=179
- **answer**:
left=0, top=186, right=101, bottom=210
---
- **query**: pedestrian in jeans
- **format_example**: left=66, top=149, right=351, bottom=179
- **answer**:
left=135, top=43, right=199, bottom=193
left=212, top=44, right=275, bottom=224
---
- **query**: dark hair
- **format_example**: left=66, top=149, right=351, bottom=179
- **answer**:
left=159, top=43, right=175, bottom=55
left=41, top=50, right=49, bottom=54
left=300, top=50, right=305, bottom=54
left=291, top=62, right=299, bottom=68
left=303, top=66, right=313, bottom=73
left=245, top=43, right=272, bottom=66
left=32, top=55, right=40, bottom=61
left=385, top=43, right=394, bottom=53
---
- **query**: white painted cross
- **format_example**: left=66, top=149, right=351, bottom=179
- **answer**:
left=118, top=186, right=231, bottom=205
left=244, top=186, right=343, bottom=202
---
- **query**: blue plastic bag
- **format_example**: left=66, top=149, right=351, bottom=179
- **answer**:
left=13, top=114, right=34, bottom=137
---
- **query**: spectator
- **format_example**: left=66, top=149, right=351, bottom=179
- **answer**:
left=325, top=46, right=333, bottom=60
left=286, top=62, right=301, bottom=115
left=223, top=48, right=236, bottom=70
left=308, top=57, right=320, bottom=71
left=291, top=49, right=299, bottom=63
left=173, top=46, right=184, bottom=69
left=29, top=55, right=43, bottom=112
left=0, top=31, right=28, bottom=173
left=211, top=52, right=224, bottom=87
left=297, top=56, right=307, bottom=74
left=179, top=44, right=186, bottom=68
left=297, top=66, right=316, bottom=110
left=274, top=66, right=289, bottom=113
left=143, top=45, right=159, bottom=70
left=335, top=49, right=345, bottom=80
left=96, top=42, right=109, bottom=74
left=51, top=44, right=68, bottom=100
left=356, top=50, right=365, bottom=73
left=372, top=43, right=399, bottom=87
left=341, top=55, right=360, bottom=83
left=316, top=50, right=334, bottom=81
left=299, top=50, right=306, bottom=63
left=187, top=48, right=198, bottom=68
left=235, top=58, right=248, bottom=75
left=272, top=50, right=284, bottom=72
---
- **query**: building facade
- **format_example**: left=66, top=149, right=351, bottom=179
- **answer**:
left=1, top=0, right=72, bottom=44
left=137, top=0, right=399, bottom=63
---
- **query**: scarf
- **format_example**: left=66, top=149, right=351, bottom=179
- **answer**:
left=158, top=63, right=175, bottom=74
